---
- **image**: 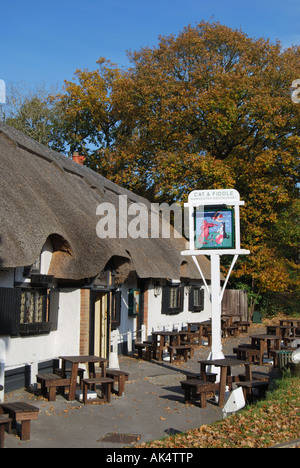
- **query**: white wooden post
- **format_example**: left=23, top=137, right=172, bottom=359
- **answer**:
left=182, top=189, right=250, bottom=380
left=210, top=254, right=224, bottom=360
left=109, top=330, right=120, bottom=369
left=127, top=330, right=132, bottom=353
left=141, top=324, right=146, bottom=342
left=0, top=339, right=5, bottom=403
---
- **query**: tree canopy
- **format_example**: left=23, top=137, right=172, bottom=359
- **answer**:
left=5, top=21, right=300, bottom=296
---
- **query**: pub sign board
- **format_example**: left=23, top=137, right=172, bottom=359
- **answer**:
left=184, top=189, right=245, bottom=253
left=195, top=207, right=235, bottom=250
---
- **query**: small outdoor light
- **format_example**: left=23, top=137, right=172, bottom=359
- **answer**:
left=185, top=284, right=192, bottom=295
left=154, top=283, right=162, bottom=297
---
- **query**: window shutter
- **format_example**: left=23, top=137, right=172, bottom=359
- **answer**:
left=199, top=288, right=204, bottom=311
left=189, top=288, right=195, bottom=312
left=0, top=288, right=21, bottom=336
left=111, top=291, right=121, bottom=330
left=49, top=289, right=60, bottom=331
left=161, top=287, right=170, bottom=315
left=179, top=285, right=184, bottom=312
left=189, top=287, right=205, bottom=313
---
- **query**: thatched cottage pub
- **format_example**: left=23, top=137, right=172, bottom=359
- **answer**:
left=0, top=122, right=212, bottom=396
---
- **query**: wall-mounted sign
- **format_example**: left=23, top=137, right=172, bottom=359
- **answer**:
left=195, top=208, right=235, bottom=250
left=128, top=289, right=140, bottom=316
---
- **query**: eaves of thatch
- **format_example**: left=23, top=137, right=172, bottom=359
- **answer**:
left=0, top=123, right=211, bottom=283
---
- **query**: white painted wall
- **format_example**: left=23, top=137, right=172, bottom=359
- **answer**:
left=2, top=288, right=80, bottom=384
left=146, top=280, right=211, bottom=338
left=114, top=280, right=139, bottom=351
left=0, top=267, right=81, bottom=391
left=113, top=278, right=212, bottom=352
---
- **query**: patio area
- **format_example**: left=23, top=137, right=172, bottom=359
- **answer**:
left=1, top=321, right=282, bottom=448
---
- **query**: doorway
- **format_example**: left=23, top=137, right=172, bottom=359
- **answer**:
left=92, top=292, right=108, bottom=359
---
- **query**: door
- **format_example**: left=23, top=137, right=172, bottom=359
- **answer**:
left=93, top=292, right=108, bottom=358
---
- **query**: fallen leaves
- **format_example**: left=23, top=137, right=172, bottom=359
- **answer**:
left=136, top=375, right=300, bottom=448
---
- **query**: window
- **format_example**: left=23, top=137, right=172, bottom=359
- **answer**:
left=189, top=286, right=204, bottom=313
left=0, top=287, right=59, bottom=336
left=162, top=285, right=184, bottom=315
left=20, top=289, right=47, bottom=324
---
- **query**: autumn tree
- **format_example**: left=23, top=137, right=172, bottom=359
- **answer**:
left=110, top=21, right=300, bottom=295
left=11, top=21, right=300, bottom=297
left=1, top=83, right=65, bottom=152
left=54, top=58, right=124, bottom=169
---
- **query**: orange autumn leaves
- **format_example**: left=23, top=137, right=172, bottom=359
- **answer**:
left=54, top=21, right=299, bottom=294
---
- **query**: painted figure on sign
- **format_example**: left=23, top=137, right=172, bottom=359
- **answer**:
left=212, top=211, right=224, bottom=222
left=215, top=222, right=229, bottom=245
left=199, top=220, right=217, bottom=244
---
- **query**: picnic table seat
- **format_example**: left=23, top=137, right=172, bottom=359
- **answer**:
left=0, top=414, right=12, bottom=448
left=180, top=379, right=219, bottom=408
left=54, top=367, right=85, bottom=387
left=0, top=402, right=39, bottom=441
left=82, top=377, right=114, bottom=405
left=168, top=345, right=192, bottom=363
left=185, top=372, right=217, bottom=383
left=238, top=371, right=269, bottom=382
left=236, top=380, right=269, bottom=403
left=36, top=373, right=71, bottom=402
left=134, top=342, right=155, bottom=361
left=105, top=369, right=129, bottom=396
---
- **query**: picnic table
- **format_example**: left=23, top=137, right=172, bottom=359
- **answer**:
left=151, top=331, right=180, bottom=361
left=250, top=334, right=281, bottom=365
left=280, top=318, right=300, bottom=328
left=267, top=324, right=298, bottom=338
left=198, top=357, right=252, bottom=408
left=186, top=321, right=211, bottom=344
left=59, top=355, right=107, bottom=401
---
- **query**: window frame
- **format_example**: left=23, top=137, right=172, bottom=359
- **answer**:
left=0, top=286, right=59, bottom=336
left=189, top=286, right=205, bottom=313
left=162, top=284, right=184, bottom=315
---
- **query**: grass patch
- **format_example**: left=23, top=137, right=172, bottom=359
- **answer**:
left=136, top=374, right=300, bottom=448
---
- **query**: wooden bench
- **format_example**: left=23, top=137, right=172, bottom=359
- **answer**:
left=0, top=402, right=39, bottom=441
left=168, top=345, right=192, bottom=363
left=36, top=373, right=71, bottom=401
left=236, top=380, right=269, bottom=403
left=180, top=379, right=219, bottom=407
left=185, top=372, right=217, bottom=383
left=105, top=369, right=129, bottom=396
left=82, top=377, right=114, bottom=405
left=0, top=414, right=12, bottom=448
left=54, top=367, right=85, bottom=387
left=135, top=342, right=155, bottom=361
left=238, top=371, right=269, bottom=382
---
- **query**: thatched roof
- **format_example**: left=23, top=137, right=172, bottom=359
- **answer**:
left=0, top=122, right=211, bottom=282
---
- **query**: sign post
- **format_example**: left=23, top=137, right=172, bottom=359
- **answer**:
left=181, top=189, right=250, bottom=366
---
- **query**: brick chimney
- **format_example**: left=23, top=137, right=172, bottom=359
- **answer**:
left=72, top=152, right=86, bottom=166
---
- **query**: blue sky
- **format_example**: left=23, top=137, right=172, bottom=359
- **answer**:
left=1, top=0, right=300, bottom=91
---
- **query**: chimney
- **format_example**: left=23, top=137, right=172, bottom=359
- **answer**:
left=72, top=152, right=86, bottom=166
